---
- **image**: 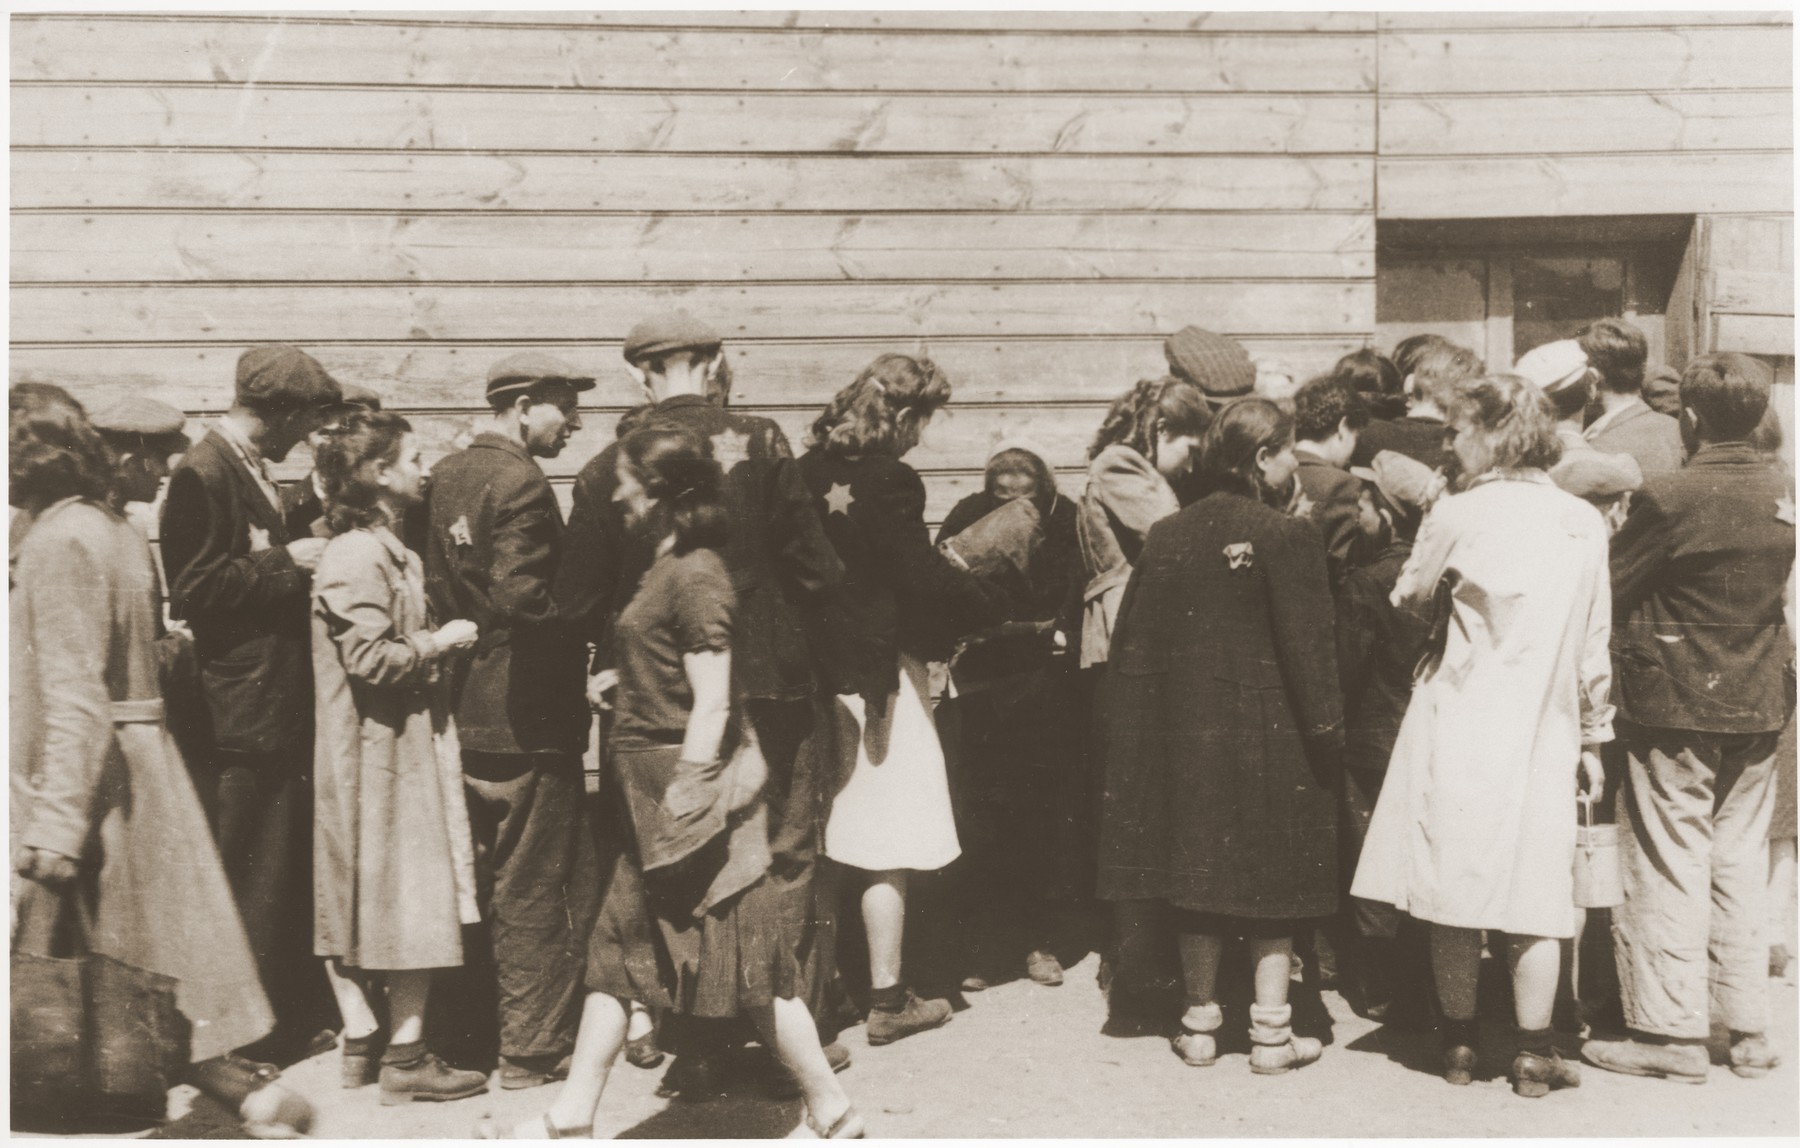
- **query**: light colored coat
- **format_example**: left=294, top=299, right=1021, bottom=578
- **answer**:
left=312, top=525, right=478, bottom=971
left=1075, top=444, right=1180, bottom=668
left=10, top=498, right=272, bottom=1061
left=1351, top=472, right=1614, bottom=938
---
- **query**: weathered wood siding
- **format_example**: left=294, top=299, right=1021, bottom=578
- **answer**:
left=10, top=10, right=1380, bottom=519
left=1377, top=11, right=1793, bottom=219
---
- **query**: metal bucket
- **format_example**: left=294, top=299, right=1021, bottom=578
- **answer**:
left=1573, top=795, right=1624, bottom=909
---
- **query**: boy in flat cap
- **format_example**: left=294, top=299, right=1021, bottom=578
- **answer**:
left=423, top=353, right=600, bottom=1089
left=159, top=344, right=345, bottom=1062
left=556, top=311, right=852, bottom=1091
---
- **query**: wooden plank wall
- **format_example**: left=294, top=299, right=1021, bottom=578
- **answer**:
left=10, top=10, right=1380, bottom=523
left=1377, top=11, right=1793, bottom=219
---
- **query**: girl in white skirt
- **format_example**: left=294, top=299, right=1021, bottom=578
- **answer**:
left=798, top=354, right=1012, bottom=1044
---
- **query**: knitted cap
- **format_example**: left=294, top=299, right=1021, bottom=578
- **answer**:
left=235, top=345, right=342, bottom=411
left=622, top=311, right=723, bottom=366
left=1163, top=326, right=1256, bottom=401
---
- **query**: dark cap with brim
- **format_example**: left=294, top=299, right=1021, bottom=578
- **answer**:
left=235, top=345, right=343, bottom=411
left=485, top=352, right=597, bottom=401
left=1164, top=325, right=1256, bottom=401
left=90, top=394, right=192, bottom=452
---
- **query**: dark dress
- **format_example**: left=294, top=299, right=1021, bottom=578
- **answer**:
left=587, top=548, right=795, bottom=1017
left=1098, top=490, right=1343, bottom=926
left=935, top=491, right=1089, bottom=921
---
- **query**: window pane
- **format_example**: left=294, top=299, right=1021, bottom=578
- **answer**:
left=1512, top=256, right=1624, bottom=357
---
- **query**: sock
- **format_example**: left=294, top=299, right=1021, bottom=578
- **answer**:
left=1441, top=1017, right=1479, bottom=1050
left=1515, top=1026, right=1556, bottom=1058
left=869, top=984, right=908, bottom=1013
left=343, top=1034, right=383, bottom=1057
left=381, top=1040, right=427, bottom=1068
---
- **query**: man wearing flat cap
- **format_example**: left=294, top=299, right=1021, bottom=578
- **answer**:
left=556, top=312, right=853, bottom=1078
left=423, top=352, right=600, bottom=1088
left=160, top=344, right=345, bottom=1062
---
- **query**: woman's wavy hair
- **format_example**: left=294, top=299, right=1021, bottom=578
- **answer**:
left=808, top=353, right=952, bottom=458
left=10, top=386, right=114, bottom=508
left=1088, top=375, right=1211, bottom=465
left=1448, top=373, right=1563, bottom=478
left=315, top=409, right=413, bottom=535
left=1196, top=397, right=1294, bottom=508
left=620, top=423, right=729, bottom=555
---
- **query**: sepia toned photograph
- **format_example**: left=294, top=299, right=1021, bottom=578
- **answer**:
left=7, top=4, right=1797, bottom=1139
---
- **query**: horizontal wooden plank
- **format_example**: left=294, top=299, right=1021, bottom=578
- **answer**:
left=11, top=338, right=1367, bottom=412
left=11, top=281, right=1374, bottom=343
left=1709, top=269, right=1796, bottom=317
left=1379, top=12, right=1792, bottom=31
left=27, top=11, right=1381, bottom=34
left=9, top=20, right=1377, bottom=92
left=1380, top=27, right=1792, bottom=94
left=10, top=212, right=1376, bottom=283
left=11, top=85, right=1376, bottom=155
left=1714, top=313, right=1796, bottom=356
left=1379, top=90, right=1792, bottom=156
left=1377, top=152, right=1793, bottom=219
left=12, top=151, right=1375, bottom=212
left=270, top=12, right=1381, bottom=33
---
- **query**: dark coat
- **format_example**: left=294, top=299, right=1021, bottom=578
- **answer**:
left=555, top=394, right=846, bottom=702
left=1098, top=490, right=1343, bottom=920
left=1335, top=540, right=1431, bottom=779
left=160, top=430, right=312, bottom=755
left=1586, top=398, right=1684, bottom=477
left=1293, top=451, right=1365, bottom=587
left=1351, top=415, right=1451, bottom=472
left=796, top=449, right=1010, bottom=701
left=1610, top=443, right=1797, bottom=734
left=423, top=433, right=588, bottom=756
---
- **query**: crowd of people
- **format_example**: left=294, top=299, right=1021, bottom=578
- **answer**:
left=8, top=309, right=1794, bottom=1136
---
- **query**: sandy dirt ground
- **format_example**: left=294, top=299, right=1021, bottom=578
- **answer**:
left=257, top=953, right=1797, bottom=1139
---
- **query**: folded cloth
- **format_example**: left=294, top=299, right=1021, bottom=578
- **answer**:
left=939, top=496, right=1042, bottom=580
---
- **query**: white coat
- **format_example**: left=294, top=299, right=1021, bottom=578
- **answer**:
left=1351, top=471, right=1614, bottom=939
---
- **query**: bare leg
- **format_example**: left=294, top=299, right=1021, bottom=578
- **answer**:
left=1504, top=934, right=1560, bottom=1032
left=1431, top=925, right=1482, bottom=1022
left=535, top=993, right=628, bottom=1135
left=750, top=998, right=853, bottom=1133
left=863, top=871, right=908, bottom=990
left=1249, top=936, right=1295, bottom=1009
left=386, top=969, right=431, bottom=1047
left=323, top=959, right=381, bottom=1040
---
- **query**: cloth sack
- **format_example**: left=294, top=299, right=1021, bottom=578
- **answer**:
left=939, top=496, right=1042, bottom=580
left=11, top=884, right=186, bottom=1126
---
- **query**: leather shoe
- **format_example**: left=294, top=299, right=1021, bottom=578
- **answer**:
left=1581, top=1037, right=1707, bottom=1083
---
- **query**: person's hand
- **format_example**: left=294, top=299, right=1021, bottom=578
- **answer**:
left=285, top=537, right=328, bottom=571
left=587, top=668, right=619, bottom=712
left=14, top=846, right=79, bottom=886
left=1577, top=746, right=1603, bottom=798
left=432, top=619, right=479, bottom=651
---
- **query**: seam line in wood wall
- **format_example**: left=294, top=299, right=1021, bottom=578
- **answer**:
left=13, top=278, right=1379, bottom=289
left=5, top=207, right=1379, bottom=218
left=6, top=146, right=1382, bottom=159
left=8, top=81, right=1383, bottom=97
